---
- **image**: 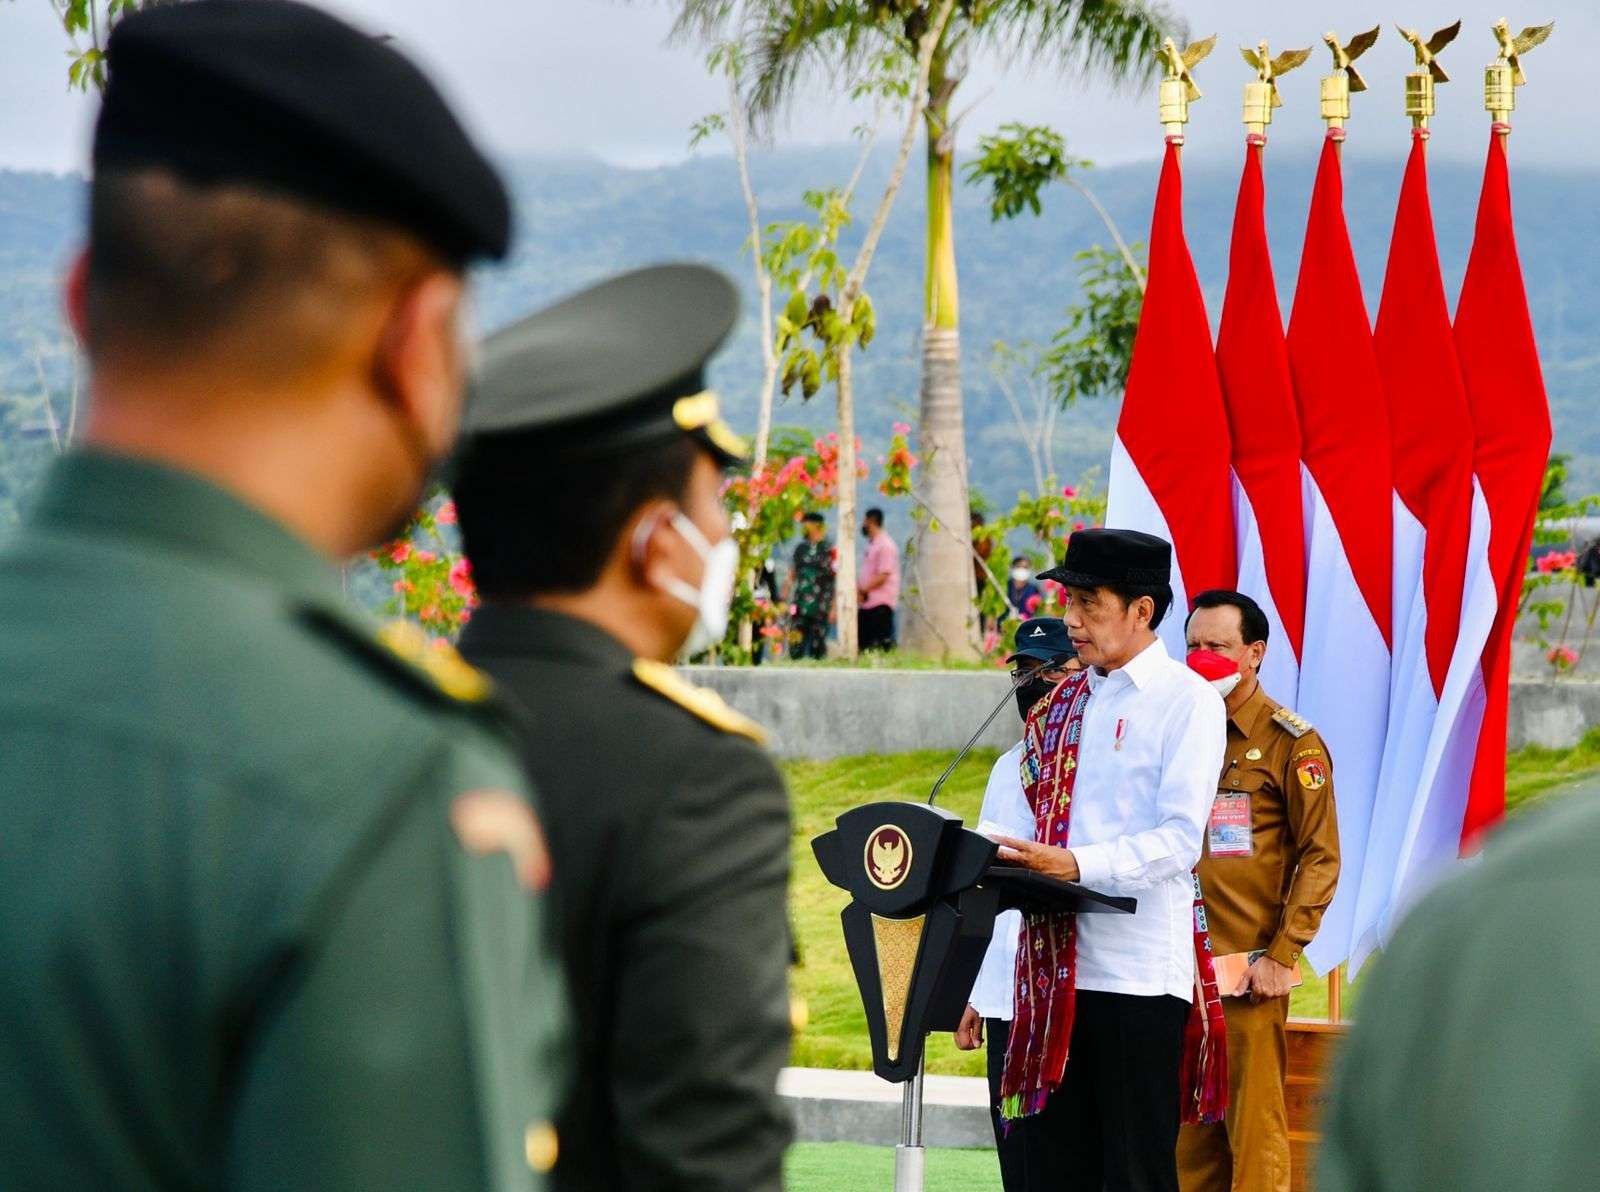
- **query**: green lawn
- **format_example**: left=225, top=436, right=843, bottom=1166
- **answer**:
left=786, top=1143, right=1001, bottom=1192
left=783, top=730, right=1600, bottom=1075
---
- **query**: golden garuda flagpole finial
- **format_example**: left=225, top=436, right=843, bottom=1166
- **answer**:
left=1156, top=33, right=1217, bottom=141
left=1240, top=39, right=1312, bottom=137
left=1398, top=20, right=1461, bottom=130
left=1320, top=26, right=1381, bottom=130
left=1485, top=18, right=1554, bottom=126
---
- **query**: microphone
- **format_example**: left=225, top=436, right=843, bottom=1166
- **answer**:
left=928, top=683, right=1016, bottom=806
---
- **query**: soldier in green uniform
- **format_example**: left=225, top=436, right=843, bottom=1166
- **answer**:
left=452, top=264, right=794, bottom=1192
left=788, top=511, right=835, bottom=659
left=1317, top=785, right=1600, bottom=1192
left=0, top=3, right=564, bottom=1188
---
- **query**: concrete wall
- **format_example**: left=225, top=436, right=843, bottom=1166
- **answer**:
left=682, top=666, right=1600, bottom=758
left=1509, top=678, right=1600, bottom=750
left=682, top=667, right=1018, bottom=759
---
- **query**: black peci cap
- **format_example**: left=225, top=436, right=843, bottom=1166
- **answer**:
left=93, top=0, right=510, bottom=265
left=1039, top=528, right=1173, bottom=589
left=461, top=263, right=749, bottom=467
left=1006, top=618, right=1078, bottom=665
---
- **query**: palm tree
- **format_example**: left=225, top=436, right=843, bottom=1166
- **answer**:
left=675, top=0, right=1174, bottom=657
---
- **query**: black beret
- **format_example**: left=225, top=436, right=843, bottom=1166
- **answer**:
left=1006, top=618, right=1078, bottom=665
left=461, top=263, right=748, bottom=466
left=1040, top=528, right=1172, bottom=589
left=94, top=0, right=510, bottom=265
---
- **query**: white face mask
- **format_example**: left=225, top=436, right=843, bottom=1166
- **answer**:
left=1010, top=567, right=1031, bottom=583
left=658, top=512, right=739, bottom=656
left=1210, top=672, right=1242, bottom=699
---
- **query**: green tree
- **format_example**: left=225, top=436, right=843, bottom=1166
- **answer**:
left=1040, top=242, right=1146, bottom=406
left=43, top=0, right=158, bottom=91
left=674, top=0, right=1174, bottom=658
left=759, top=4, right=955, bottom=657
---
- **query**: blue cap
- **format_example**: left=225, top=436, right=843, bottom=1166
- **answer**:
left=1006, top=618, right=1078, bottom=665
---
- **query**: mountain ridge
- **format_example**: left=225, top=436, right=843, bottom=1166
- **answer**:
left=2, top=142, right=1594, bottom=529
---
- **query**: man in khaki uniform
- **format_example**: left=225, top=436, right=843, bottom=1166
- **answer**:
left=1177, top=590, right=1341, bottom=1192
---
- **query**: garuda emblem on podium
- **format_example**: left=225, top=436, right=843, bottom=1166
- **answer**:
left=865, top=825, right=912, bottom=890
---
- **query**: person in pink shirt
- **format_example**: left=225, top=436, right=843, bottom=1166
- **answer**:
left=857, top=507, right=900, bottom=651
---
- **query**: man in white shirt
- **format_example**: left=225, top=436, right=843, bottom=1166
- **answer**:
left=953, top=617, right=1083, bottom=1191
left=996, top=529, right=1226, bottom=1192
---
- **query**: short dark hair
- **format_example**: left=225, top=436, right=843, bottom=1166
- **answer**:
left=1011, top=555, right=1029, bottom=567
left=802, top=511, right=825, bottom=526
left=454, top=435, right=699, bottom=598
left=1102, top=582, right=1174, bottom=630
left=1186, top=589, right=1270, bottom=645
left=86, top=170, right=438, bottom=378
left=864, top=508, right=884, bottom=527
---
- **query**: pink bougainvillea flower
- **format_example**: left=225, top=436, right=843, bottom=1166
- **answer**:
left=1537, top=550, right=1578, bottom=573
left=392, top=578, right=415, bottom=594
left=419, top=603, right=441, bottom=624
left=413, top=549, right=438, bottom=565
left=458, top=607, right=473, bottom=625
left=1073, top=521, right=1085, bottom=532
left=435, top=501, right=457, bottom=525
left=389, top=541, right=412, bottom=564
left=448, top=557, right=475, bottom=597
left=893, top=421, right=911, bottom=436
left=1548, top=645, right=1580, bottom=668
left=1025, top=594, right=1043, bottom=614
left=1061, top=485, right=1077, bottom=498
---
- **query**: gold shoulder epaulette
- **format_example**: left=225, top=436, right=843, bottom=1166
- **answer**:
left=376, top=619, right=493, bottom=704
left=1271, top=706, right=1312, bottom=739
left=631, top=659, right=767, bottom=744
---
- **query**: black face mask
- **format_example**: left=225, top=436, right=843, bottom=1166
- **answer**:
left=1015, top=676, right=1057, bottom=722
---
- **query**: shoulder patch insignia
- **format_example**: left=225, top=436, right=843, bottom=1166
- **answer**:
left=1271, top=706, right=1312, bottom=739
left=1295, top=756, right=1329, bottom=791
left=631, top=658, right=768, bottom=744
left=378, top=620, right=492, bottom=704
left=451, top=788, right=550, bottom=891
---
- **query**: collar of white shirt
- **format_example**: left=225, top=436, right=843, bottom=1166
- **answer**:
left=1085, top=635, right=1167, bottom=692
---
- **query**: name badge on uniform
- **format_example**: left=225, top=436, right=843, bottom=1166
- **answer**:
left=1208, top=792, right=1252, bottom=858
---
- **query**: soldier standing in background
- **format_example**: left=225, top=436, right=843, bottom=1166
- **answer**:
left=1179, top=590, right=1341, bottom=1192
left=789, top=510, right=835, bottom=659
left=453, top=264, right=794, bottom=1192
left=0, top=3, right=565, bottom=1189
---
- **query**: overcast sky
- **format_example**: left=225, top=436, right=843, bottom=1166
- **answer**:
left=2, top=1, right=1594, bottom=174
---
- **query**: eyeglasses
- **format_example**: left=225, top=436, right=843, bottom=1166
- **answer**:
left=1008, top=663, right=1074, bottom=688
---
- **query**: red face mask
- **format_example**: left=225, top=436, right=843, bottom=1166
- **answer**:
left=1186, top=648, right=1242, bottom=698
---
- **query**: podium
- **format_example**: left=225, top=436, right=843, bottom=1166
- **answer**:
left=812, top=799, right=1135, bottom=1189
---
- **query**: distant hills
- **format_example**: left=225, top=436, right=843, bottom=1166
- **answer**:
left=2, top=140, right=1596, bottom=533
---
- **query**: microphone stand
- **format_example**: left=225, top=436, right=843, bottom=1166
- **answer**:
left=928, top=684, right=1016, bottom=806
left=897, top=681, right=1013, bottom=1192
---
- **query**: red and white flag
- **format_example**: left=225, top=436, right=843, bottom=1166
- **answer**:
left=1216, top=136, right=1305, bottom=705
left=1353, top=129, right=1482, bottom=968
left=1108, top=140, right=1235, bottom=656
left=1424, top=131, right=1551, bottom=863
left=1287, top=130, right=1393, bottom=974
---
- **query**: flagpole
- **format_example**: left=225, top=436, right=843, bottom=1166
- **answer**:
left=1313, top=28, right=1378, bottom=1024
left=1319, top=26, right=1380, bottom=162
left=1485, top=17, right=1555, bottom=140
left=1157, top=33, right=1216, bottom=157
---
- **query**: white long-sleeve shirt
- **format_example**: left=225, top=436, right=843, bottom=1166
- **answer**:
left=968, top=741, right=1031, bottom=1020
left=1066, top=637, right=1225, bottom=1002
